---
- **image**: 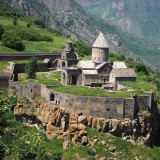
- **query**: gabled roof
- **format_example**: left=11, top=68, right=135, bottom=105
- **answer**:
left=92, top=32, right=109, bottom=48
left=111, top=68, right=136, bottom=77
left=82, top=70, right=98, bottom=75
left=95, top=62, right=107, bottom=70
left=77, top=60, right=95, bottom=69
left=43, top=58, right=50, bottom=63
left=113, top=62, right=127, bottom=68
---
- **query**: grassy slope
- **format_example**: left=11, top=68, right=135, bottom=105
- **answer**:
left=0, top=16, right=67, bottom=53
left=0, top=60, right=9, bottom=71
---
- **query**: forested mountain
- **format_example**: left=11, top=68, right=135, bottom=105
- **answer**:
left=76, top=0, right=160, bottom=45
left=2, top=0, right=160, bottom=71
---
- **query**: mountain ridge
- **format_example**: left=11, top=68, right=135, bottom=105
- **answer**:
left=2, top=0, right=160, bottom=71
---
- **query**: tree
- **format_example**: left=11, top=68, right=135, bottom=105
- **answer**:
left=135, top=63, right=148, bottom=75
left=117, top=54, right=125, bottom=61
left=13, top=16, right=18, bottom=25
left=1, top=31, right=25, bottom=51
left=34, top=18, right=45, bottom=28
left=25, top=57, right=38, bottom=79
left=27, top=22, right=32, bottom=28
left=0, top=25, right=4, bottom=40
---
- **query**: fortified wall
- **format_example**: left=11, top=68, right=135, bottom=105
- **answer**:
left=8, top=82, right=156, bottom=120
left=0, top=52, right=61, bottom=61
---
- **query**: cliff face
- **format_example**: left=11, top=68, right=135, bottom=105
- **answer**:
left=14, top=97, right=160, bottom=148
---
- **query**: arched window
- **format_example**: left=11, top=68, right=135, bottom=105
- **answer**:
left=62, top=61, right=65, bottom=67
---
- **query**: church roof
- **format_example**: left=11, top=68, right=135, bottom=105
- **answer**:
left=95, top=62, right=107, bottom=70
left=111, top=68, right=136, bottom=77
left=113, top=62, right=127, bottom=68
left=92, top=32, right=109, bottom=48
left=82, top=70, right=98, bottom=75
left=77, top=60, right=95, bottom=69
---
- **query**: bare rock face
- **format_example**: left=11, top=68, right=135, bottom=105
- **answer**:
left=14, top=97, right=160, bottom=148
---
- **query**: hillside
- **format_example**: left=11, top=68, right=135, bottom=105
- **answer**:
left=2, top=0, right=160, bottom=72
left=76, top=0, right=160, bottom=44
left=1, top=89, right=160, bottom=160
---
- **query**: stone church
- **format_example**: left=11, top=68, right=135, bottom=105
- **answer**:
left=56, top=32, right=136, bottom=89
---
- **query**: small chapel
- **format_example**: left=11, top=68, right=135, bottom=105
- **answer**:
left=56, top=32, right=136, bottom=90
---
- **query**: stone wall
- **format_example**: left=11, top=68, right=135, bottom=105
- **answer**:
left=0, top=72, right=12, bottom=87
left=0, top=53, right=61, bottom=61
left=9, top=83, right=155, bottom=120
left=14, top=63, right=48, bottom=73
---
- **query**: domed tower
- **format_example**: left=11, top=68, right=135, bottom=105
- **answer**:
left=92, top=32, right=109, bottom=63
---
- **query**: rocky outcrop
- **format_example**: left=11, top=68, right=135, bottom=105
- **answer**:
left=14, top=97, right=160, bottom=148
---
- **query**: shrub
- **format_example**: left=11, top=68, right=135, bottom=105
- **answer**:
left=14, top=27, right=53, bottom=42
left=34, top=18, right=45, bottom=28
left=27, top=22, right=32, bottom=28
left=73, top=41, right=91, bottom=57
left=39, top=35, right=53, bottom=42
left=0, top=25, right=4, bottom=39
left=135, top=63, right=148, bottom=75
left=13, top=16, right=18, bottom=25
left=1, top=31, right=25, bottom=51
left=25, top=57, right=38, bottom=79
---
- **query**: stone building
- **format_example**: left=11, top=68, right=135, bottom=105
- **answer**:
left=58, top=32, right=136, bottom=89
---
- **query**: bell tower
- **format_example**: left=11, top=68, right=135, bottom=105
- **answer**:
left=92, top=32, right=109, bottom=63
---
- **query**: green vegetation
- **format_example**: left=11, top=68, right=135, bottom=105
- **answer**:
left=0, top=25, right=4, bottom=39
left=1, top=93, right=160, bottom=160
left=25, top=57, right=38, bottom=79
left=17, top=71, right=61, bottom=86
left=1, top=31, right=25, bottom=51
left=73, top=41, right=92, bottom=57
left=17, top=70, right=155, bottom=98
left=13, top=16, right=18, bottom=26
left=0, top=61, right=9, bottom=71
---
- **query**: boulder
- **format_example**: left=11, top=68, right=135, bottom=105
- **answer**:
left=69, top=114, right=78, bottom=124
left=50, top=132, right=57, bottom=139
left=72, top=135, right=78, bottom=145
left=61, top=132, right=69, bottom=140
left=78, top=124, right=86, bottom=130
left=78, top=115, right=87, bottom=124
left=87, top=116, right=92, bottom=126
left=82, top=136, right=88, bottom=146
left=92, top=118, right=97, bottom=128
left=63, top=140, right=70, bottom=149
left=109, top=146, right=116, bottom=153
left=79, top=130, right=87, bottom=137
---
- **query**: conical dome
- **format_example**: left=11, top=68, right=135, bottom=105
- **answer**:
left=92, top=32, right=109, bottom=48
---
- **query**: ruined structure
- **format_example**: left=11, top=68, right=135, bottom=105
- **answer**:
left=57, top=32, right=136, bottom=89
left=8, top=82, right=156, bottom=120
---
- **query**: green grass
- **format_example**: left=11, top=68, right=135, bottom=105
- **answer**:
left=17, top=71, right=61, bottom=86
left=122, top=73, right=156, bottom=93
left=0, top=60, right=9, bottom=71
left=63, top=127, right=160, bottom=160
left=17, top=72, right=154, bottom=98
left=0, top=16, right=67, bottom=53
